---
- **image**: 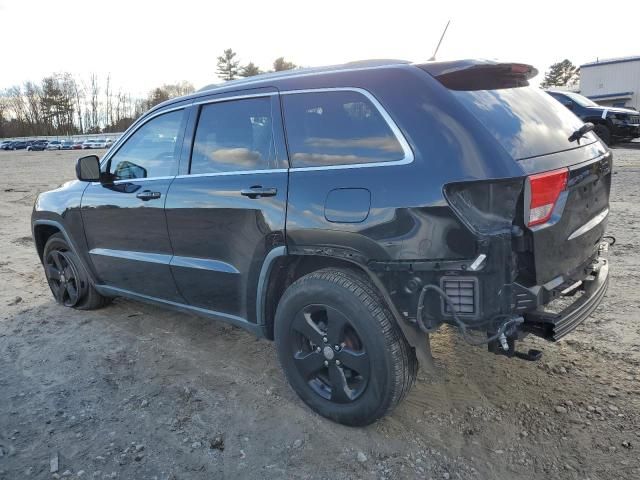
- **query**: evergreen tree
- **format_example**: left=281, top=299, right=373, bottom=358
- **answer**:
left=240, top=62, right=262, bottom=77
left=540, top=60, right=580, bottom=88
left=217, top=49, right=240, bottom=81
left=273, top=57, right=297, bottom=72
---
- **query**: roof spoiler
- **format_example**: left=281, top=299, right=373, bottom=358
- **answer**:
left=418, top=60, right=538, bottom=91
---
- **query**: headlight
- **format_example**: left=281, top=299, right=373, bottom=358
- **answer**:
left=611, top=114, right=629, bottom=124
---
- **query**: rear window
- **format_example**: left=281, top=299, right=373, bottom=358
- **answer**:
left=448, top=86, right=597, bottom=160
left=282, top=90, right=405, bottom=168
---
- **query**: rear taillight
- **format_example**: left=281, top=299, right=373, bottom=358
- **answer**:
left=526, top=168, right=568, bottom=227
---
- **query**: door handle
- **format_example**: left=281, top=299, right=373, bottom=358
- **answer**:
left=240, top=186, right=278, bottom=199
left=136, top=190, right=161, bottom=201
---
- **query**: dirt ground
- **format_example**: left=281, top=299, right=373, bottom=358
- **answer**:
left=0, top=146, right=638, bottom=480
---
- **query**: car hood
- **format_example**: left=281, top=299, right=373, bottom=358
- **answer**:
left=585, top=106, right=638, bottom=115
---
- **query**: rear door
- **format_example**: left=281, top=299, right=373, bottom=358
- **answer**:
left=81, top=107, right=188, bottom=301
left=165, top=91, right=289, bottom=321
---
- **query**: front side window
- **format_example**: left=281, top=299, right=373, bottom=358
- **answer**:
left=190, top=97, right=276, bottom=174
left=108, top=109, right=184, bottom=180
left=282, top=90, right=404, bottom=168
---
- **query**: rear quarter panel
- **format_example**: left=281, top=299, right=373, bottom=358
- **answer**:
left=284, top=66, right=524, bottom=263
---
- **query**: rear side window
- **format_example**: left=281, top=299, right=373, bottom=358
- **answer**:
left=282, top=90, right=404, bottom=168
left=190, top=97, right=276, bottom=174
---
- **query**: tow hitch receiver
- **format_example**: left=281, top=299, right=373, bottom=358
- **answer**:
left=488, top=334, right=543, bottom=362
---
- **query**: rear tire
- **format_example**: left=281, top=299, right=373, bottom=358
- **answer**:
left=274, top=268, right=416, bottom=426
left=594, top=124, right=611, bottom=146
left=43, top=233, right=110, bottom=310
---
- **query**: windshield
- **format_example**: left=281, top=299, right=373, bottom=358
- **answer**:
left=561, top=91, right=600, bottom=107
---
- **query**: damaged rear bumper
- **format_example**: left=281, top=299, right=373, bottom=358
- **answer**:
left=520, top=257, right=609, bottom=341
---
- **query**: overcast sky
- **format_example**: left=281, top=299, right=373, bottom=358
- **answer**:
left=1, top=0, right=638, bottom=96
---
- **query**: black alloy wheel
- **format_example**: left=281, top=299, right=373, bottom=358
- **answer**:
left=290, top=303, right=370, bottom=403
left=275, top=268, right=417, bottom=426
left=42, top=233, right=111, bottom=310
left=44, top=249, right=83, bottom=307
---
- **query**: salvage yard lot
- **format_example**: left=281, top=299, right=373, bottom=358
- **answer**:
left=0, top=148, right=639, bottom=480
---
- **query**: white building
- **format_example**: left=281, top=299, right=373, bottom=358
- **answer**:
left=579, top=56, right=640, bottom=110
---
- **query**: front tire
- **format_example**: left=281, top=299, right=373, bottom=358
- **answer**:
left=274, top=268, right=416, bottom=426
left=594, top=124, right=612, bottom=146
left=43, top=233, right=110, bottom=310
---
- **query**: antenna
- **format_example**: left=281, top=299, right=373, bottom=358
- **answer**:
left=429, top=20, right=451, bottom=62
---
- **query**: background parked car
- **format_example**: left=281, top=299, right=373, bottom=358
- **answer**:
left=10, top=141, right=28, bottom=150
left=546, top=90, right=640, bottom=145
left=26, top=140, right=49, bottom=151
left=60, top=140, right=75, bottom=150
left=82, top=139, right=109, bottom=149
left=46, top=140, right=62, bottom=150
left=0, top=140, right=13, bottom=150
left=72, top=141, right=84, bottom=150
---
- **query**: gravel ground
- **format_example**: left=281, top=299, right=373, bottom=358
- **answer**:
left=0, top=146, right=639, bottom=480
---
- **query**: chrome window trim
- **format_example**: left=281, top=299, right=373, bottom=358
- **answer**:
left=90, top=175, right=175, bottom=186
left=281, top=87, right=414, bottom=171
left=94, top=87, right=414, bottom=183
left=192, top=91, right=276, bottom=106
left=175, top=168, right=287, bottom=180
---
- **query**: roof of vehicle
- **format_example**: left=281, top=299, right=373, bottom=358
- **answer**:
left=197, top=59, right=412, bottom=92
left=145, top=58, right=416, bottom=114
left=148, top=58, right=537, bottom=114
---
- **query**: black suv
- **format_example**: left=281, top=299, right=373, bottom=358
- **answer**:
left=546, top=90, right=640, bottom=145
left=32, top=60, right=612, bottom=425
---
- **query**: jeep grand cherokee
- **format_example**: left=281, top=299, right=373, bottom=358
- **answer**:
left=32, top=59, right=611, bottom=426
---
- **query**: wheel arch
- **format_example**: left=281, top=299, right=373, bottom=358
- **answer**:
left=258, top=250, right=432, bottom=368
left=33, top=220, right=64, bottom=261
left=32, top=220, right=94, bottom=284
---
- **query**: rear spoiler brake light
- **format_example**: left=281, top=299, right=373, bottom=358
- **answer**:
left=418, top=61, right=538, bottom=91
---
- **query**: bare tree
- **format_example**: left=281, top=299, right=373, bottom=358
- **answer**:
left=104, top=74, right=112, bottom=128
left=72, top=80, right=84, bottom=134
left=1, top=73, right=198, bottom=137
left=88, top=73, right=100, bottom=133
left=24, top=82, right=43, bottom=134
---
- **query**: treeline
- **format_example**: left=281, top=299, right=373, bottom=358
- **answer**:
left=0, top=49, right=297, bottom=138
left=0, top=74, right=195, bottom=138
left=216, top=49, right=297, bottom=81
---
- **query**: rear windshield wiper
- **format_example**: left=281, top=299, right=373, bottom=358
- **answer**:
left=568, top=122, right=594, bottom=143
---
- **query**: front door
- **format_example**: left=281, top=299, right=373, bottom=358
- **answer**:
left=165, top=93, right=288, bottom=321
left=81, top=108, right=187, bottom=301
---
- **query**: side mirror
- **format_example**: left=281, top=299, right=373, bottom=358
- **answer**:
left=75, top=155, right=101, bottom=182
